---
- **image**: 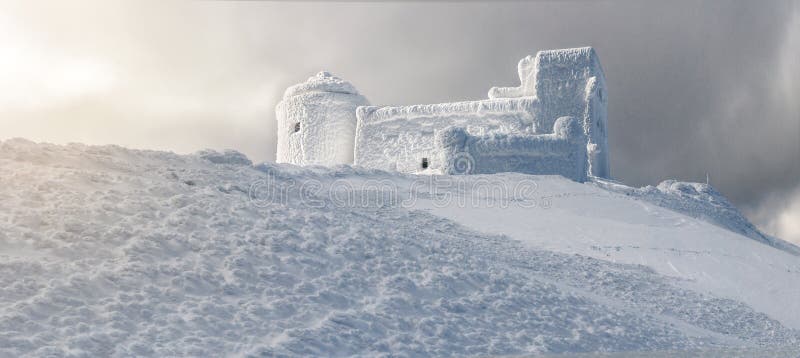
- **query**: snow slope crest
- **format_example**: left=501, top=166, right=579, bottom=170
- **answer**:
left=0, top=139, right=798, bottom=357
left=594, top=178, right=800, bottom=255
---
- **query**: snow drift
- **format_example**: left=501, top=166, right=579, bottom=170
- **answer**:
left=0, top=139, right=798, bottom=357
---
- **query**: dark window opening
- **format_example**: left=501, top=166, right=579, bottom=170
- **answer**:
left=421, top=157, right=429, bottom=169
left=294, top=122, right=301, bottom=133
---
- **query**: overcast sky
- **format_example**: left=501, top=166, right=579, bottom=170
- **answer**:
left=0, top=1, right=798, bottom=242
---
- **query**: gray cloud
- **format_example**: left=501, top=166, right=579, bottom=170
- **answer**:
left=0, top=1, right=797, bottom=241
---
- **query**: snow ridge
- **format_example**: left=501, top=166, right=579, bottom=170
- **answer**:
left=594, top=178, right=800, bottom=256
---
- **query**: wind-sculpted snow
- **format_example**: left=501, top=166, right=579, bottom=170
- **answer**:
left=195, top=148, right=253, bottom=166
left=1, top=139, right=798, bottom=357
left=594, top=178, right=800, bottom=256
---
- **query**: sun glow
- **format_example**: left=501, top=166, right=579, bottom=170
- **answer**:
left=0, top=18, right=115, bottom=109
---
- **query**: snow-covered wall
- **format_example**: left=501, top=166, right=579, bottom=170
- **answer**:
left=276, top=72, right=369, bottom=165
left=354, top=98, right=538, bottom=173
left=437, top=116, right=588, bottom=182
left=353, top=47, right=608, bottom=178
left=489, top=47, right=609, bottom=178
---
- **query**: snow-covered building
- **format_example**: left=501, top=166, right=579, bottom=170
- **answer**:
left=275, top=47, right=609, bottom=182
left=275, top=71, right=369, bottom=166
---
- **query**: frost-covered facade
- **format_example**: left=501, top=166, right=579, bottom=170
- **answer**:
left=275, top=47, right=609, bottom=182
left=275, top=71, right=369, bottom=165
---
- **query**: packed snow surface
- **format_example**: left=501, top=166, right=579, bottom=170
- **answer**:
left=1, top=139, right=799, bottom=357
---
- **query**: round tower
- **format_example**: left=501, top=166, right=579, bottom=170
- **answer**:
left=275, top=71, right=369, bottom=165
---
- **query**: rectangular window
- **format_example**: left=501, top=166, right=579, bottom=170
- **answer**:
left=421, top=157, right=429, bottom=169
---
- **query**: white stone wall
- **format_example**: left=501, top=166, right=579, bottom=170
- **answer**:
left=584, top=76, right=610, bottom=178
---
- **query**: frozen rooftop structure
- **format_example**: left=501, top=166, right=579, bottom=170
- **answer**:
left=275, top=47, right=609, bottom=182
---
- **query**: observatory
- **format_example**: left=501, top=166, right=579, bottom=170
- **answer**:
left=275, top=47, right=609, bottom=182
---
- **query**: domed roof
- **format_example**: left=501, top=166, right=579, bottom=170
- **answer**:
left=283, top=71, right=361, bottom=99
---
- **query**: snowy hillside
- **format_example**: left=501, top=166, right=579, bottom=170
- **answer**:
left=1, top=139, right=799, bottom=357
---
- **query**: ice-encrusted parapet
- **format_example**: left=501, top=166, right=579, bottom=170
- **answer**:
left=354, top=97, right=538, bottom=173
left=283, top=71, right=361, bottom=98
left=487, top=55, right=537, bottom=99
left=488, top=47, right=609, bottom=178
left=437, top=117, right=588, bottom=181
left=276, top=72, right=369, bottom=165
